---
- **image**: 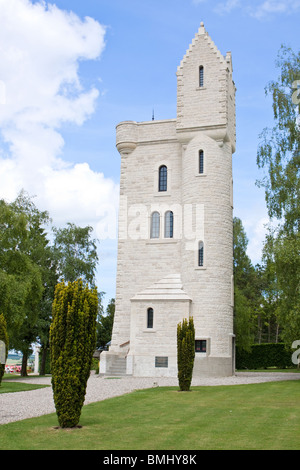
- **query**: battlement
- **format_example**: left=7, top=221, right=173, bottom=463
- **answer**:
left=116, top=119, right=177, bottom=154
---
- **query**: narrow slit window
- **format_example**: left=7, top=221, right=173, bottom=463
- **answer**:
left=164, top=211, right=174, bottom=238
left=198, top=241, right=204, bottom=267
left=199, top=66, right=204, bottom=87
left=199, top=150, right=204, bottom=174
left=147, top=308, right=154, bottom=329
left=159, top=165, right=167, bottom=192
left=150, top=212, right=160, bottom=239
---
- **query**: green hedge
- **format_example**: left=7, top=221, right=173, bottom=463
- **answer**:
left=236, top=343, right=295, bottom=369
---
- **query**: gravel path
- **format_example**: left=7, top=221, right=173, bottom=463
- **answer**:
left=1, top=372, right=299, bottom=425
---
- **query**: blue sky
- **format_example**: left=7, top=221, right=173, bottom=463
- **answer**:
left=0, top=0, right=299, bottom=307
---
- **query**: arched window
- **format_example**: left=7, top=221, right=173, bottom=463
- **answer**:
left=199, top=66, right=204, bottom=87
left=150, top=212, right=160, bottom=239
left=198, top=241, right=204, bottom=267
left=199, top=150, right=204, bottom=174
left=159, top=165, right=167, bottom=192
left=164, top=211, right=174, bottom=238
left=147, top=308, right=154, bottom=329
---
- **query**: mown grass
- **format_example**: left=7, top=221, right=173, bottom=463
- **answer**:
left=0, top=380, right=299, bottom=450
left=0, top=381, right=49, bottom=394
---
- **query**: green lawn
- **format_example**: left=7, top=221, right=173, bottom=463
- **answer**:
left=0, top=380, right=299, bottom=450
left=0, top=381, right=49, bottom=394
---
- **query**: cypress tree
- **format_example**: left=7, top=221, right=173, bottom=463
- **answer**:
left=177, top=317, right=195, bottom=391
left=50, top=279, right=98, bottom=428
left=0, top=314, right=9, bottom=385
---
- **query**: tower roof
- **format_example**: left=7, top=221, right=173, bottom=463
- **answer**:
left=177, top=22, right=231, bottom=74
left=131, top=274, right=192, bottom=301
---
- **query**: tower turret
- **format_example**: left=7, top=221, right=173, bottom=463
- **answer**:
left=176, top=22, right=236, bottom=152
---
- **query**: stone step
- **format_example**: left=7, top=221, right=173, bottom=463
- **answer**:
left=105, top=357, right=127, bottom=376
left=107, top=366, right=126, bottom=371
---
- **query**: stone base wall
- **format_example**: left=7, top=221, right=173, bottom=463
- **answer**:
left=101, top=351, right=234, bottom=378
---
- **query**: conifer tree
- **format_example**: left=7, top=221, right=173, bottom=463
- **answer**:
left=50, top=279, right=98, bottom=428
left=177, top=317, right=195, bottom=391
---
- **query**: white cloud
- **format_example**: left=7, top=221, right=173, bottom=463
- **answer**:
left=0, top=0, right=119, bottom=237
left=213, top=0, right=241, bottom=15
left=203, top=0, right=300, bottom=18
left=43, top=163, right=119, bottom=236
left=248, top=0, right=300, bottom=19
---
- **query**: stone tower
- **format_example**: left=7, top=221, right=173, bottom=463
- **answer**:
left=100, top=23, right=236, bottom=378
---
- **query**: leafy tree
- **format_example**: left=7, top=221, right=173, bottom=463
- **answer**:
left=43, top=222, right=99, bottom=374
left=52, top=223, right=99, bottom=286
left=258, top=233, right=281, bottom=343
left=234, top=288, right=254, bottom=351
left=0, top=192, right=100, bottom=376
left=0, top=197, right=44, bottom=371
left=0, top=199, right=29, bottom=332
left=257, top=45, right=299, bottom=235
left=257, top=45, right=300, bottom=347
left=264, top=229, right=300, bottom=346
left=177, top=317, right=195, bottom=391
left=8, top=192, right=55, bottom=376
left=233, top=217, right=261, bottom=350
left=50, top=279, right=98, bottom=428
left=96, top=298, right=115, bottom=349
left=0, top=314, right=9, bottom=385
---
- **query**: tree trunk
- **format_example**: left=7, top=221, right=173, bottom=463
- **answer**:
left=257, top=317, right=262, bottom=344
left=21, top=353, right=28, bottom=377
left=275, top=324, right=279, bottom=343
left=40, top=347, right=47, bottom=376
